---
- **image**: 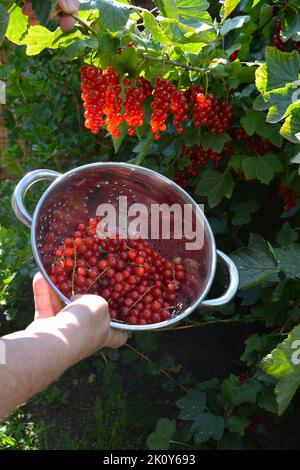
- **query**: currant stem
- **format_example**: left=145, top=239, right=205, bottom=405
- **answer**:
left=140, top=53, right=206, bottom=73
left=71, top=14, right=96, bottom=36
left=126, top=284, right=154, bottom=314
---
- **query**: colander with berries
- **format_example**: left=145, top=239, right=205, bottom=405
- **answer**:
left=12, top=162, right=239, bottom=331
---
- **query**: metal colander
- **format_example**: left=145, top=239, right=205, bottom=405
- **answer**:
left=12, top=162, right=239, bottom=331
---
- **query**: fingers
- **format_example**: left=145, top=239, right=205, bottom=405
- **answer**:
left=33, top=272, right=62, bottom=319
left=106, top=329, right=128, bottom=349
left=63, top=294, right=109, bottom=317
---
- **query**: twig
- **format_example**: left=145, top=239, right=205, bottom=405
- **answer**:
left=126, top=343, right=187, bottom=393
left=140, top=53, right=206, bottom=73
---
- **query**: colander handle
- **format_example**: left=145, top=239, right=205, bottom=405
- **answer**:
left=201, top=250, right=239, bottom=307
left=12, top=169, right=61, bottom=227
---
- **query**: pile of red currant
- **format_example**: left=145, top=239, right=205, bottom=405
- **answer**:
left=174, top=142, right=233, bottom=188
left=48, top=217, right=187, bottom=325
left=231, top=127, right=272, bottom=156
left=80, top=67, right=232, bottom=140
left=189, top=86, right=233, bottom=134
left=81, top=65, right=153, bottom=137
left=277, top=185, right=297, bottom=211
left=149, top=77, right=189, bottom=140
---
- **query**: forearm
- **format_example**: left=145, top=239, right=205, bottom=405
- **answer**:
left=0, top=316, right=75, bottom=421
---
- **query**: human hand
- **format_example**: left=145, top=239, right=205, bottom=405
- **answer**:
left=57, top=0, right=80, bottom=32
left=21, top=1, right=80, bottom=32
left=27, top=272, right=127, bottom=365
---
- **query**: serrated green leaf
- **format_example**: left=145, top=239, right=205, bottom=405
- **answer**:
left=223, top=0, right=242, bottom=20
left=232, top=233, right=279, bottom=289
left=274, top=244, right=300, bottom=279
left=201, top=133, right=230, bottom=152
left=195, top=170, right=233, bottom=208
left=257, top=388, right=278, bottom=413
left=228, top=154, right=244, bottom=172
left=242, top=153, right=282, bottom=185
left=192, top=413, right=224, bottom=444
left=176, top=389, right=206, bottom=421
left=265, top=47, right=300, bottom=91
left=226, top=416, right=250, bottom=436
left=142, top=10, right=172, bottom=44
left=260, top=324, right=300, bottom=414
left=266, top=84, right=295, bottom=123
left=240, top=109, right=259, bottom=135
left=81, top=0, right=131, bottom=32
left=147, top=418, right=176, bottom=450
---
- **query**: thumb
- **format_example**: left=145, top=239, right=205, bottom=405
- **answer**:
left=106, top=328, right=128, bottom=349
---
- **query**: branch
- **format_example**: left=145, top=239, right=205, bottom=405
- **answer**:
left=140, top=53, right=206, bottom=73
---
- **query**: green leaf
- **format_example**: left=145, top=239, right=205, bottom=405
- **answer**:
left=5, top=6, right=28, bottom=44
left=81, top=0, right=131, bottom=32
left=142, top=11, right=172, bottom=45
left=280, top=107, right=300, bottom=144
left=242, top=153, right=283, bottom=185
left=0, top=4, right=9, bottom=46
left=112, top=121, right=128, bottom=153
left=226, top=416, right=250, bottom=436
left=240, top=109, right=259, bottom=135
left=232, top=233, right=279, bottom=289
left=156, top=0, right=211, bottom=28
left=240, top=333, right=263, bottom=366
left=196, top=170, right=233, bottom=208
left=281, top=16, right=300, bottom=42
left=266, top=84, right=295, bottom=124
left=261, top=324, right=300, bottom=414
left=222, top=376, right=263, bottom=407
left=176, top=389, right=206, bottom=421
left=132, top=134, right=154, bottom=164
left=31, top=0, right=53, bottom=25
left=192, top=413, right=224, bottom=444
left=228, top=154, right=243, bottom=172
left=147, top=418, right=176, bottom=450
left=24, top=26, right=62, bottom=55
left=154, top=0, right=178, bottom=19
left=223, top=0, right=242, bottom=20
left=255, top=63, right=268, bottom=94
left=220, top=16, right=250, bottom=36
left=257, top=388, right=278, bottom=413
left=231, top=200, right=259, bottom=226
left=274, top=244, right=300, bottom=279
left=265, top=47, right=300, bottom=91
left=201, top=133, right=230, bottom=152
left=276, top=222, right=298, bottom=246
